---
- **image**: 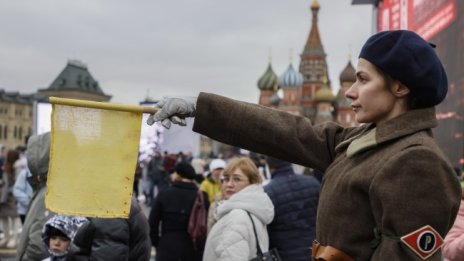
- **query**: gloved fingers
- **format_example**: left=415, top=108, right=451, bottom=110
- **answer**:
left=171, top=116, right=187, bottom=126
left=161, top=118, right=172, bottom=129
left=155, top=98, right=166, bottom=109
left=147, top=114, right=156, bottom=126
left=153, top=108, right=171, bottom=123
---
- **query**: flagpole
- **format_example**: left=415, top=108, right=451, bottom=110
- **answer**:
left=48, top=97, right=159, bottom=114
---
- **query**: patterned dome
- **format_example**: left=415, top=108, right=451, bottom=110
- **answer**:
left=279, top=63, right=303, bottom=88
left=315, top=86, right=335, bottom=102
left=339, top=61, right=356, bottom=83
left=257, top=63, right=279, bottom=91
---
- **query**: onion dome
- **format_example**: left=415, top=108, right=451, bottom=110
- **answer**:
left=257, top=63, right=279, bottom=91
left=315, top=86, right=335, bottom=103
left=339, top=61, right=356, bottom=83
left=279, top=64, right=303, bottom=88
left=270, top=92, right=281, bottom=107
left=311, top=0, right=320, bottom=10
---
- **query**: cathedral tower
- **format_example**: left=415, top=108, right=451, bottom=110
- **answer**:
left=299, top=0, right=330, bottom=120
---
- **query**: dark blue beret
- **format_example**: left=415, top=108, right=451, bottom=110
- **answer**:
left=359, top=30, right=448, bottom=108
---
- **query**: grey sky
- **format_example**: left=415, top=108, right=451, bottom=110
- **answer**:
left=0, top=0, right=373, bottom=105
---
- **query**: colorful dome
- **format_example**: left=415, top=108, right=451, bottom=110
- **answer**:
left=257, top=63, right=279, bottom=91
left=315, top=86, right=335, bottom=103
left=339, top=61, right=356, bottom=83
left=279, top=63, right=303, bottom=88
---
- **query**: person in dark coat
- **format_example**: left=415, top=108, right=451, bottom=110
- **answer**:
left=264, top=156, right=320, bottom=261
left=69, top=196, right=151, bottom=261
left=149, top=162, right=209, bottom=261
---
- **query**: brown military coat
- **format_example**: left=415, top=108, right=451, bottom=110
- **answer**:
left=192, top=92, right=461, bottom=261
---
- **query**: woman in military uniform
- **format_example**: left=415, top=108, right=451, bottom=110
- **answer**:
left=147, top=30, right=461, bottom=260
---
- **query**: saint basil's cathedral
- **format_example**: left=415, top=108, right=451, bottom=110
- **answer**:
left=257, top=0, right=359, bottom=127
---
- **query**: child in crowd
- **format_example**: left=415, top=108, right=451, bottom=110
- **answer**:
left=41, top=214, right=87, bottom=261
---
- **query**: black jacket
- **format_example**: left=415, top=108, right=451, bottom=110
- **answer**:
left=149, top=181, right=209, bottom=261
left=68, top=197, right=151, bottom=261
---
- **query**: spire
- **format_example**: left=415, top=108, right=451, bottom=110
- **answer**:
left=302, top=0, right=325, bottom=56
left=289, top=48, right=293, bottom=63
left=268, top=46, right=272, bottom=63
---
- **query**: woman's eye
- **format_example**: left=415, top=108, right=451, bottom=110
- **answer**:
left=233, top=177, right=241, bottom=182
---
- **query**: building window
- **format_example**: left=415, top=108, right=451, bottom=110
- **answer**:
left=19, top=126, right=22, bottom=140
left=14, top=126, right=17, bottom=138
left=0, top=125, right=2, bottom=139
left=4, top=125, right=7, bottom=139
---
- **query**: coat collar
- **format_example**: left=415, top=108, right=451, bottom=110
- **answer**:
left=336, top=107, right=437, bottom=157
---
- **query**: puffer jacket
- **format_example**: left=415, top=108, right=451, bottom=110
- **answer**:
left=264, top=165, right=320, bottom=261
left=203, top=184, right=274, bottom=261
left=443, top=199, right=464, bottom=261
left=16, top=132, right=55, bottom=261
left=70, top=197, right=151, bottom=261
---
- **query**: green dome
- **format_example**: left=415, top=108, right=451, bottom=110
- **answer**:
left=257, top=63, right=279, bottom=91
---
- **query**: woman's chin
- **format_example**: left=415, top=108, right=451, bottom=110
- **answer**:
left=224, top=192, right=235, bottom=199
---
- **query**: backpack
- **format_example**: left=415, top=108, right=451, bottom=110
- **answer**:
left=188, top=189, right=207, bottom=251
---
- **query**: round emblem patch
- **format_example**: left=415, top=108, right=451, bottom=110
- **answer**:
left=417, top=231, right=436, bottom=253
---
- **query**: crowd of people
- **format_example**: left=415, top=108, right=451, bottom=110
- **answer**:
left=1, top=29, right=463, bottom=261
left=1, top=131, right=321, bottom=261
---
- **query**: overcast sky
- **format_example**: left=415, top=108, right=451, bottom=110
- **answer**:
left=0, top=0, right=374, bottom=105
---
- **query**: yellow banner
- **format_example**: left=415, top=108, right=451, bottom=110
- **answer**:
left=46, top=98, right=144, bottom=218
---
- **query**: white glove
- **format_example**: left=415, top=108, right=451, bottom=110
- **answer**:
left=147, top=96, right=197, bottom=129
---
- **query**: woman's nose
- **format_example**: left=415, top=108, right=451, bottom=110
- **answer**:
left=345, top=83, right=357, bottom=100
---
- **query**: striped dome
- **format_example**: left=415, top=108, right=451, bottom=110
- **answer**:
left=257, top=63, right=279, bottom=91
left=279, top=63, right=303, bottom=88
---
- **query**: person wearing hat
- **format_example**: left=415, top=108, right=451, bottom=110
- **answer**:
left=149, top=162, right=209, bottom=261
left=41, top=214, right=87, bottom=261
left=200, top=158, right=226, bottom=204
left=147, top=30, right=461, bottom=260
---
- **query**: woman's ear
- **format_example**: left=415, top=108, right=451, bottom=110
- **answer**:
left=391, top=81, right=410, bottom=98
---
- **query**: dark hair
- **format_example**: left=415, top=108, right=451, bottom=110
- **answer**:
left=373, top=64, right=418, bottom=110
left=5, top=149, right=20, bottom=182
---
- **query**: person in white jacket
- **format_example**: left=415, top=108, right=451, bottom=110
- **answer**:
left=203, top=157, right=274, bottom=261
